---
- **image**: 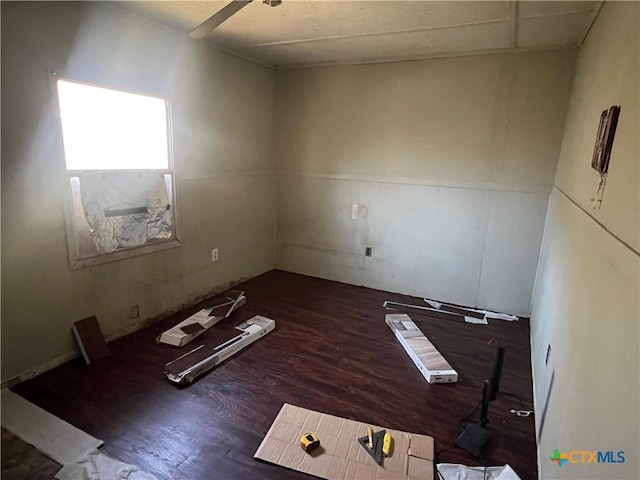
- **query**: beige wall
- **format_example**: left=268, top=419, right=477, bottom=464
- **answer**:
left=531, top=3, right=639, bottom=479
left=1, top=2, right=276, bottom=382
left=275, top=51, right=576, bottom=315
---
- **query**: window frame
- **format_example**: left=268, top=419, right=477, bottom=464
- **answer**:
left=50, top=71, right=181, bottom=270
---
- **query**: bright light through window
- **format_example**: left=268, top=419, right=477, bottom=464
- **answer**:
left=57, top=79, right=169, bottom=170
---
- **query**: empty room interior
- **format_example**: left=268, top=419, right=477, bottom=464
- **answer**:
left=1, top=1, right=638, bottom=480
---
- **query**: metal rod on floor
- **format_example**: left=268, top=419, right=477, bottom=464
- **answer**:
left=164, top=344, right=204, bottom=368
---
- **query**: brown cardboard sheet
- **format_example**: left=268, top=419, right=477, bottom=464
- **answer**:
left=254, top=404, right=434, bottom=480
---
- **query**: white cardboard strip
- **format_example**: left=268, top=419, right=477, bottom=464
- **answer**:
left=424, top=298, right=518, bottom=321
left=1, top=389, right=103, bottom=465
left=464, top=316, right=488, bottom=325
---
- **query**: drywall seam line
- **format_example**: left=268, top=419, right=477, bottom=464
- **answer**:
left=498, top=65, right=515, bottom=183
left=520, top=7, right=600, bottom=21
left=274, top=45, right=577, bottom=71
left=509, top=1, right=518, bottom=48
left=529, top=193, right=554, bottom=315
left=272, top=175, right=278, bottom=268
left=579, top=1, right=605, bottom=47
left=474, top=193, right=494, bottom=308
left=239, top=18, right=508, bottom=49
left=210, top=43, right=273, bottom=69
left=276, top=171, right=552, bottom=194
left=280, top=242, right=363, bottom=258
left=528, top=321, right=543, bottom=479
left=179, top=170, right=276, bottom=183
left=537, top=371, right=555, bottom=443
left=554, top=185, right=639, bottom=257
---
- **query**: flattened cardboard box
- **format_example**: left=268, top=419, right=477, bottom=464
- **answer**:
left=254, top=403, right=434, bottom=480
left=158, top=308, right=219, bottom=347
left=386, top=314, right=458, bottom=384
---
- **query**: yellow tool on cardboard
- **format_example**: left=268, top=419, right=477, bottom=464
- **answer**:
left=300, top=432, right=320, bottom=453
left=382, top=431, right=392, bottom=456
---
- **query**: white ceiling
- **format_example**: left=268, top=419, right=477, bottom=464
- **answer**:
left=123, top=1, right=603, bottom=68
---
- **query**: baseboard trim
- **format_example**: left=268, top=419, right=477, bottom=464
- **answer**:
left=1, top=269, right=275, bottom=389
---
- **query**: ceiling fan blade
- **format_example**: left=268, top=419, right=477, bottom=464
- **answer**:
left=189, top=0, right=254, bottom=39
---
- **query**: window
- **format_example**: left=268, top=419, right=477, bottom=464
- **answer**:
left=55, top=76, right=179, bottom=269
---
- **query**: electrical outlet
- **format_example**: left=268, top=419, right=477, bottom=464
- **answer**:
left=211, top=248, right=219, bottom=262
left=365, top=247, right=372, bottom=257
left=128, top=305, right=139, bottom=319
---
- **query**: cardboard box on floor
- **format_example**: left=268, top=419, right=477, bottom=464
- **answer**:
left=386, top=314, right=458, bottom=384
left=254, top=404, right=434, bottom=480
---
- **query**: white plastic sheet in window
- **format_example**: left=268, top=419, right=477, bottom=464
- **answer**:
left=80, top=171, right=172, bottom=253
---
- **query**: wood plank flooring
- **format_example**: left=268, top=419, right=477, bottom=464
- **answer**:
left=13, top=270, right=538, bottom=479
left=1, top=428, right=61, bottom=479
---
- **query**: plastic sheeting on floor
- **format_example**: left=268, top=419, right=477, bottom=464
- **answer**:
left=0, top=389, right=103, bottom=465
left=55, top=450, right=157, bottom=480
left=1, top=390, right=156, bottom=480
left=436, top=463, right=522, bottom=480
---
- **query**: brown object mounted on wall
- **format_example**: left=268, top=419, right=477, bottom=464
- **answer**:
left=591, top=105, right=621, bottom=175
left=72, top=316, right=110, bottom=365
left=590, top=105, right=621, bottom=209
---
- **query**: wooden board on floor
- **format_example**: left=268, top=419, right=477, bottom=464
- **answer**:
left=72, top=316, right=110, bottom=364
left=255, top=403, right=434, bottom=480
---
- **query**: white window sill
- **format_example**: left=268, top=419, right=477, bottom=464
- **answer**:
left=69, top=239, right=182, bottom=270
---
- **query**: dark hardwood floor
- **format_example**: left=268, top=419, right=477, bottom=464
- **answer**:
left=13, top=270, right=538, bottom=480
left=1, top=428, right=61, bottom=479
